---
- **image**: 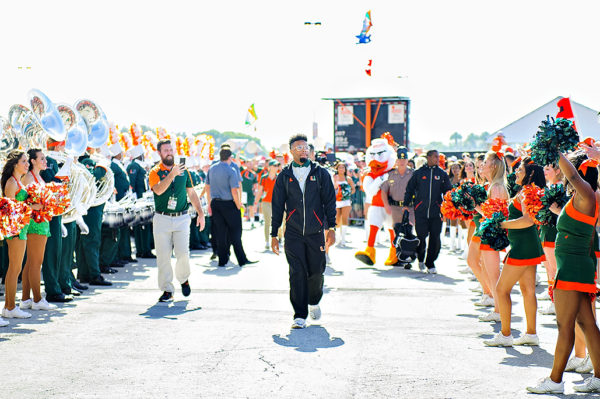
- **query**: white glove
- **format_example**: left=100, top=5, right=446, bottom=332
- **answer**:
left=61, top=223, right=68, bottom=238
left=56, top=157, right=74, bottom=178
left=76, top=216, right=89, bottom=235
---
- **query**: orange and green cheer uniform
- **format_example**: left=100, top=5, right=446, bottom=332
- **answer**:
left=7, top=178, right=28, bottom=240
left=554, top=198, right=598, bottom=293
left=504, top=198, right=545, bottom=266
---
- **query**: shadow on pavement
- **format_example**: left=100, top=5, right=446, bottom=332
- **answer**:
left=139, top=300, right=202, bottom=320
left=203, top=264, right=243, bottom=277
left=325, top=265, right=344, bottom=276
left=356, top=266, right=462, bottom=285
left=272, top=325, right=344, bottom=353
left=500, top=346, right=554, bottom=368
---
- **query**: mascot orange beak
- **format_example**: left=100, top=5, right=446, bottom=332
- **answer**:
left=368, top=160, right=387, bottom=173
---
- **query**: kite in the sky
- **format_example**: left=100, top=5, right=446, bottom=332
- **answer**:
left=356, top=10, right=372, bottom=44
left=245, top=103, right=258, bottom=126
left=365, top=60, right=372, bottom=76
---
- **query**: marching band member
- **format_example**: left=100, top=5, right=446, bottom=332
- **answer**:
left=127, top=148, right=154, bottom=258
left=76, top=149, right=112, bottom=286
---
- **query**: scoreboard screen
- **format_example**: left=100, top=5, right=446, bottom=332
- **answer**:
left=331, top=97, right=410, bottom=153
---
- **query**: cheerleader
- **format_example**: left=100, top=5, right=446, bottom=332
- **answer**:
left=333, top=162, right=355, bottom=248
left=476, top=151, right=509, bottom=322
left=528, top=152, right=600, bottom=394
left=20, top=148, right=56, bottom=312
left=484, top=158, right=545, bottom=347
left=537, top=164, right=563, bottom=314
left=447, top=162, right=463, bottom=252
left=459, top=159, right=477, bottom=259
left=0, top=150, right=33, bottom=322
left=468, top=158, right=493, bottom=307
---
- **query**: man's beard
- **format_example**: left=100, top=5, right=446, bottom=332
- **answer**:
left=299, top=157, right=308, bottom=164
left=162, top=155, right=174, bottom=166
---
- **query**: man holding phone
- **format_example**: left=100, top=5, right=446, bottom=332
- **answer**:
left=149, top=139, right=205, bottom=302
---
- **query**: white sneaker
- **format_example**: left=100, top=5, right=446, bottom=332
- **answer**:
left=514, top=333, right=539, bottom=346
left=2, top=306, right=31, bottom=319
left=418, top=262, right=426, bottom=272
left=565, top=356, right=586, bottom=372
left=265, top=243, right=270, bottom=250
left=20, top=299, right=33, bottom=310
left=478, top=311, right=501, bottom=322
left=484, top=332, right=513, bottom=347
left=575, top=355, right=594, bottom=374
left=535, top=273, right=541, bottom=286
left=0, top=317, right=8, bottom=327
left=291, top=318, right=306, bottom=329
left=32, top=298, right=57, bottom=311
left=427, top=267, right=437, bottom=274
left=474, top=294, right=495, bottom=307
left=538, top=302, right=555, bottom=315
left=574, top=376, right=600, bottom=392
left=326, top=254, right=331, bottom=265
left=537, top=290, right=551, bottom=301
left=526, top=377, right=564, bottom=394
left=309, top=305, right=321, bottom=320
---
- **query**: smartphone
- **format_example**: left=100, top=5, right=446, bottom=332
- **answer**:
left=181, top=157, right=186, bottom=166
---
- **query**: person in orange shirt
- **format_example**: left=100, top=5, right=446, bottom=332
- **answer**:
left=255, top=160, right=281, bottom=250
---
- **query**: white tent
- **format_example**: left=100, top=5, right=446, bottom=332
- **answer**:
left=489, top=97, right=600, bottom=145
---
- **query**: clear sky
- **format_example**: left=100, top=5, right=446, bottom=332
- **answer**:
left=1, top=0, right=599, bottom=149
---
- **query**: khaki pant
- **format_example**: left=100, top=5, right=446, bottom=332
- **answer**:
left=153, top=213, right=191, bottom=293
left=262, top=202, right=283, bottom=242
left=391, top=205, right=415, bottom=226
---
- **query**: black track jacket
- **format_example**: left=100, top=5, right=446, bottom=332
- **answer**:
left=271, top=162, right=336, bottom=237
left=403, top=165, right=452, bottom=218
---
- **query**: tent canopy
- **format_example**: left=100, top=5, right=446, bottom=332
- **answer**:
left=489, top=97, right=600, bottom=145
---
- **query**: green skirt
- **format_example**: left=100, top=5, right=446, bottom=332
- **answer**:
left=27, top=219, right=51, bottom=237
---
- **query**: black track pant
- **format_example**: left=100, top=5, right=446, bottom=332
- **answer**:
left=284, top=230, right=326, bottom=319
left=211, top=199, right=248, bottom=265
left=415, top=213, right=443, bottom=268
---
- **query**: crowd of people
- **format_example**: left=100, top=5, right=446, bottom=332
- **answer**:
left=2, top=129, right=600, bottom=393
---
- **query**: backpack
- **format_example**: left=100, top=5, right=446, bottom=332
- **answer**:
left=393, top=210, right=420, bottom=269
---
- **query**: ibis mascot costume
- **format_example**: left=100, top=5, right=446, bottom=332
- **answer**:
left=355, top=135, right=398, bottom=266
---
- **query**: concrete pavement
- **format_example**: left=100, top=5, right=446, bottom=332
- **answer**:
left=0, top=224, right=592, bottom=398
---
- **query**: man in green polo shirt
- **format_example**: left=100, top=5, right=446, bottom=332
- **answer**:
left=149, top=139, right=205, bottom=302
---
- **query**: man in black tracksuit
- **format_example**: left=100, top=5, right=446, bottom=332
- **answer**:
left=271, top=134, right=336, bottom=329
left=403, top=150, right=452, bottom=273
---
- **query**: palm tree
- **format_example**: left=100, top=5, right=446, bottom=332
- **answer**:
left=450, top=132, right=463, bottom=147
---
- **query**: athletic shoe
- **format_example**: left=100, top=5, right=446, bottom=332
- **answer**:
left=265, top=243, right=270, bottom=250
left=538, top=303, right=555, bottom=315
left=181, top=281, right=191, bottom=297
left=427, top=267, right=437, bottom=274
left=2, top=306, right=31, bottom=319
left=514, top=333, right=539, bottom=346
left=574, top=376, right=600, bottom=392
left=309, top=305, right=321, bottom=320
left=526, top=377, right=564, bottom=394
left=291, top=318, right=306, bottom=329
left=158, top=291, right=173, bottom=302
left=535, top=273, right=541, bottom=286
left=474, top=294, right=495, bottom=307
left=478, top=311, right=501, bottom=322
left=20, top=299, right=33, bottom=310
left=575, top=355, right=594, bottom=374
left=565, top=356, right=586, bottom=372
left=484, top=332, right=513, bottom=347
left=537, top=291, right=551, bottom=301
left=418, top=262, right=426, bottom=272
left=32, top=299, right=57, bottom=311
left=0, top=317, right=8, bottom=327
